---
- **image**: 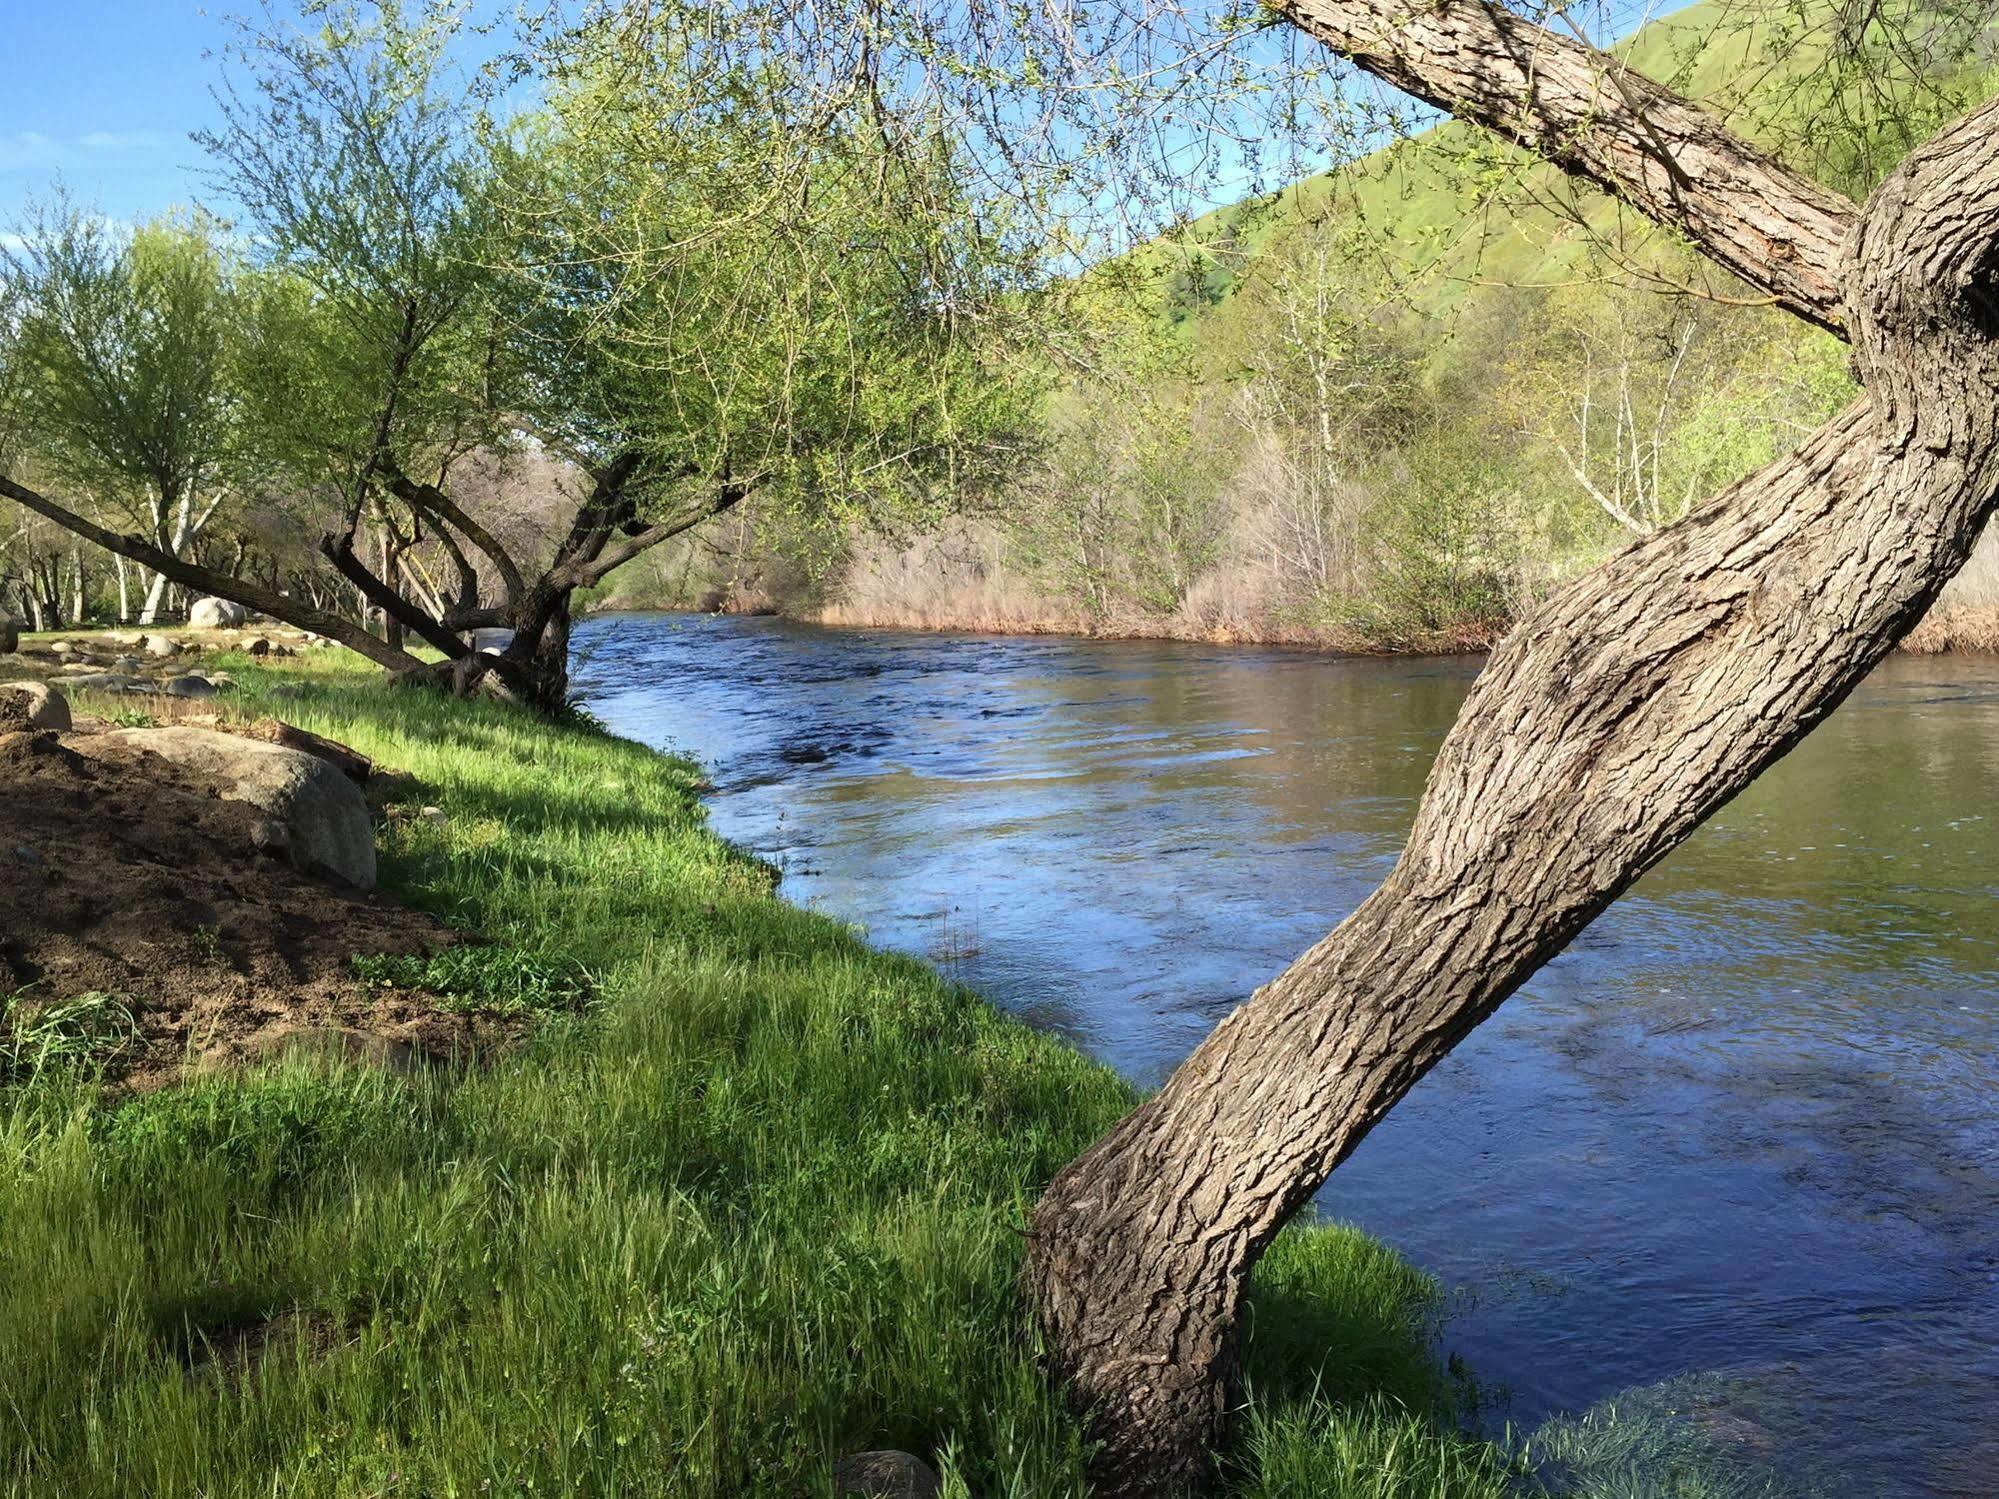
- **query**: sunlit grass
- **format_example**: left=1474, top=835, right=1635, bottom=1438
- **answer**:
left=2, top=647, right=1513, bottom=1496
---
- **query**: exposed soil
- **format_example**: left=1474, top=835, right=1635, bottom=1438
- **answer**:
left=0, top=720, right=504, bottom=1089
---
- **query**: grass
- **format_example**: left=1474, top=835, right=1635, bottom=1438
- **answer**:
left=0, top=644, right=1515, bottom=1496
left=349, top=944, right=597, bottom=1016
left=0, top=990, right=139, bottom=1085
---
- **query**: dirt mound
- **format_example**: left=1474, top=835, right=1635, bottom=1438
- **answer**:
left=0, top=725, right=500, bottom=1088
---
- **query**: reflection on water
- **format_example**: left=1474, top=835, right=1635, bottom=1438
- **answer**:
left=573, top=613, right=1999, bottom=1496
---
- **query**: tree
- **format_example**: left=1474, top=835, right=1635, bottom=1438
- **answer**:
left=1, top=1, right=1037, bottom=709
left=1011, top=3, right=1999, bottom=1492
left=1, top=207, right=245, bottom=624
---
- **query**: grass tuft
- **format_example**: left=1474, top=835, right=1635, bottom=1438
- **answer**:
left=0, top=990, right=139, bottom=1083
left=351, top=943, right=596, bottom=1015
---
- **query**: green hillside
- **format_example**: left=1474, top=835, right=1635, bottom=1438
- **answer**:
left=1121, top=0, right=1994, bottom=342
left=613, top=0, right=1999, bottom=649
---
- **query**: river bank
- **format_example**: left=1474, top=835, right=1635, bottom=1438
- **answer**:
left=587, top=508, right=1999, bottom=658
left=0, top=641, right=1532, bottom=1496
left=598, top=587, right=1999, bottom=657
left=572, top=612, right=1999, bottom=1496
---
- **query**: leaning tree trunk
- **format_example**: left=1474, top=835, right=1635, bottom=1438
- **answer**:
left=1022, top=7, right=1999, bottom=1490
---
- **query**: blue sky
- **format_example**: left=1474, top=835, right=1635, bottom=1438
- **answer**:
left=2, top=0, right=1678, bottom=238
left=3, top=1, right=235, bottom=226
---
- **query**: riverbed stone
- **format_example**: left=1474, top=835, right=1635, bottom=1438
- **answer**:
left=142, top=634, right=182, bottom=658
left=164, top=674, right=219, bottom=699
left=830, top=1451, right=940, bottom=1499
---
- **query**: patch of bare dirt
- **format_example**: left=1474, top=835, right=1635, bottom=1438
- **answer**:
left=0, top=723, right=506, bottom=1088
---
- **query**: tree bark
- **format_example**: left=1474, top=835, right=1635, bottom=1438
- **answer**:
left=1272, top=0, right=1857, bottom=333
left=0, top=473, right=424, bottom=672
left=1022, top=6, right=1999, bottom=1492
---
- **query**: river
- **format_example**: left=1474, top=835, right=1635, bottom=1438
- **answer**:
left=572, top=612, right=1999, bottom=1496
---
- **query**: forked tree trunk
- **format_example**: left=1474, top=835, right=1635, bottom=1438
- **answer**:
left=1022, top=4, right=1999, bottom=1490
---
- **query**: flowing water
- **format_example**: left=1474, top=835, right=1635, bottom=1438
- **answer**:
left=573, top=612, right=1999, bottom=1496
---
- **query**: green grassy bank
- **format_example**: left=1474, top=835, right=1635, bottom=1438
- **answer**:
left=0, top=650, right=1518, bottom=1496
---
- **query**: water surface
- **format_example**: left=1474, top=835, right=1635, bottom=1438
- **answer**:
left=573, top=613, right=1999, bottom=1495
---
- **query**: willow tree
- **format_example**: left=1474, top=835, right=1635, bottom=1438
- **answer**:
left=1, top=207, right=246, bottom=624
left=0, top=0, right=1036, bottom=708
left=987, top=2, right=1999, bottom=1490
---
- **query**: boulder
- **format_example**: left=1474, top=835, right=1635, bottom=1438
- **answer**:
left=0, top=681, right=71, bottom=731
left=99, top=726, right=376, bottom=889
left=189, top=597, right=248, bottom=629
left=49, top=640, right=76, bottom=656
left=142, top=635, right=182, bottom=659
left=164, top=674, right=219, bottom=699
left=235, top=719, right=373, bottom=783
left=830, top=1452, right=941, bottom=1499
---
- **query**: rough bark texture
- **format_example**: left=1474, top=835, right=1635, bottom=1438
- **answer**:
left=1274, top=0, right=1857, bottom=333
left=1024, top=8, right=1999, bottom=1492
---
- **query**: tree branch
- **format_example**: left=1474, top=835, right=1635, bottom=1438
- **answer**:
left=1273, top=0, right=1859, bottom=335
left=319, top=531, right=471, bottom=659
left=0, top=472, right=419, bottom=671
left=375, top=461, right=528, bottom=603
left=552, top=478, right=757, bottom=591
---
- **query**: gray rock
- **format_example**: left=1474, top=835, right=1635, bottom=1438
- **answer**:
left=189, top=596, right=248, bottom=628
left=142, top=634, right=182, bottom=659
left=164, top=674, right=219, bottom=699
left=0, top=681, right=71, bottom=730
left=94, top=726, right=377, bottom=889
left=831, top=1452, right=941, bottom=1499
left=471, top=627, right=515, bottom=656
left=57, top=672, right=143, bottom=694
left=49, top=640, right=76, bottom=656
